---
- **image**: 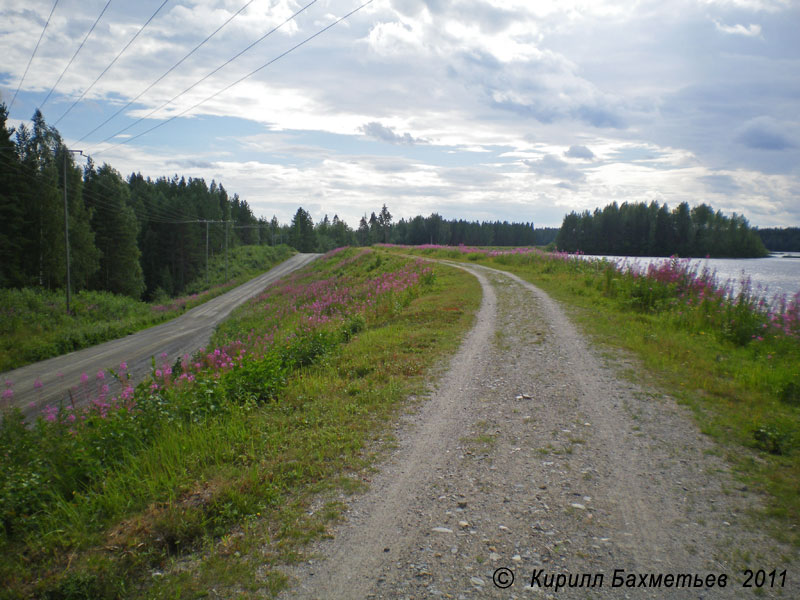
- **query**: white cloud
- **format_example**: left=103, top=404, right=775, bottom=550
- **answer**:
left=702, top=0, right=790, bottom=12
left=735, top=116, right=797, bottom=150
left=523, top=154, right=586, bottom=184
left=2, top=0, right=799, bottom=228
left=565, top=145, right=595, bottom=159
left=359, top=121, right=427, bottom=145
left=713, top=20, right=763, bottom=36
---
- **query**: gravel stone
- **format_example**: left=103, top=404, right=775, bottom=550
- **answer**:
left=278, top=262, right=796, bottom=599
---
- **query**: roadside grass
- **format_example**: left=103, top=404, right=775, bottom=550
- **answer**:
left=0, top=245, right=293, bottom=372
left=0, top=247, right=479, bottom=599
left=391, top=245, right=800, bottom=545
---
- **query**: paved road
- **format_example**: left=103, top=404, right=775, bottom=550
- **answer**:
left=2, top=253, right=320, bottom=420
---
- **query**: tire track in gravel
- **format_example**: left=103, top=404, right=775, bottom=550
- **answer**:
left=278, top=261, right=795, bottom=599
left=278, top=264, right=497, bottom=599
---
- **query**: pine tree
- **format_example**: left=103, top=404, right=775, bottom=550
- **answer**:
left=290, top=207, right=316, bottom=252
left=84, top=162, right=145, bottom=298
left=0, top=103, right=27, bottom=287
left=357, top=215, right=370, bottom=246
left=17, top=110, right=100, bottom=290
left=378, top=204, right=392, bottom=243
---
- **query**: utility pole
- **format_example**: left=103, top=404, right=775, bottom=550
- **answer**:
left=182, top=219, right=225, bottom=288
left=63, top=148, right=83, bottom=315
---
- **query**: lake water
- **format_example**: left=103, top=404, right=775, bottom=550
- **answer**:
left=579, top=253, right=800, bottom=300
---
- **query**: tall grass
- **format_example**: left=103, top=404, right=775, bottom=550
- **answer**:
left=0, top=247, right=480, bottom=599
left=393, top=244, right=800, bottom=543
left=0, top=245, right=293, bottom=372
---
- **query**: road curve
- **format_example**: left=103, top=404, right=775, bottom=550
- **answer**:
left=278, top=260, right=793, bottom=599
left=3, top=253, right=320, bottom=420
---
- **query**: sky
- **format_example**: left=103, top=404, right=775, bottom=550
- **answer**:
left=1, top=0, right=798, bottom=229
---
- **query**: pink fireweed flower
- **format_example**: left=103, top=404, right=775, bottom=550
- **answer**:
left=42, top=405, right=58, bottom=422
left=33, top=378, right=43, bottom=389
left=96, top=370, right=105, bottom=380
left=2, top=388, right=12, bottom=401
left=119, top=362, right=127, bottom=371
left=80, top=373, right=89, bottom=384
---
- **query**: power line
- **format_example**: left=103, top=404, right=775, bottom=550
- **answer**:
left=52, top=0, right=171, bottom=126
left=40, top=0, right=113, bottom=109
left=0, top=144, right=254, bottom=226
left=76, top=0, right=258, bottom=143
left=91, top=0, right=318, bottom=148
left=91, top=0, right=374, bottom=156
left=0, top=149, right=203, bottom=224
left=9, top=0, right=60, bottom=112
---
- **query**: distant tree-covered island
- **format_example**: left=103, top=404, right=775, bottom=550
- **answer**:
left=555, top=201, right=768, bottom=258
left=756, top=227, right=800, bottom=253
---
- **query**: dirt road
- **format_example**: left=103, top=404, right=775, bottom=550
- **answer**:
left=3, top=253, right=320, bottom=420
left=278, top=261, right=795, bottom=599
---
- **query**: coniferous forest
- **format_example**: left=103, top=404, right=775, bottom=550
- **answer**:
left=0, top=106, right=546, bottom=301
left=1, top=104, right=782, bottom=306
left=0, top=106, right=266, bottom=300
left=757, top=227, right=800, bottom=252
left=555, top=201, right=769, bottom=258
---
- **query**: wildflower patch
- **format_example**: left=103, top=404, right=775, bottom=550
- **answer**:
left=0, top=247, right=457, bottom=598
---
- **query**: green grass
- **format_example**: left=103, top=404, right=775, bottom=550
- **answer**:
left=0, top=247, right=480, bottom=599
left=0, top=245, right=293, bottom=372
left=391, top=245, right=800, bottom=546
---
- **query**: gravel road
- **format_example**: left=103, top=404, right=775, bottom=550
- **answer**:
left=278, top=261, right=796, bottom=599
left=3, top=253, right=320, bottom=420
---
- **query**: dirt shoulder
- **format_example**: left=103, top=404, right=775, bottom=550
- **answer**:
left=277, top=261, right=796, bottom=599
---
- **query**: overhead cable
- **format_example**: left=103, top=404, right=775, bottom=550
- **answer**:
left=0, top=150, right=204, bottom=224
left=40, top=0, right=113, bottom=109
left=91, top=0, right=374, bottom=156
left=91, top=0, right=318, bottom=148
left=53, top=0, right=171, bottom=126
left=9, top=0, right=60, bottom=112
left=76, top=0, right=259, bottom=143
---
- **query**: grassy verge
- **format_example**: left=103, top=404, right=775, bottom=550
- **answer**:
left=390, top=244, right=800, bottom=545
left=0, top=247, right=480, bottom=599
left=0, top=245, right=293, bottom=372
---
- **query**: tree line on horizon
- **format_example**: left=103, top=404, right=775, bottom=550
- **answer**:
left=756, top=227, right=800, bottom=253
left=3, top=105, right=790, bottom=305
left=286, top=204, right=553, bottom=253
left=554, top=201, right=769, bottom=258
left=0, top=106, right=549, bottom=301
left=0, top=107, right=268, bottom=300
